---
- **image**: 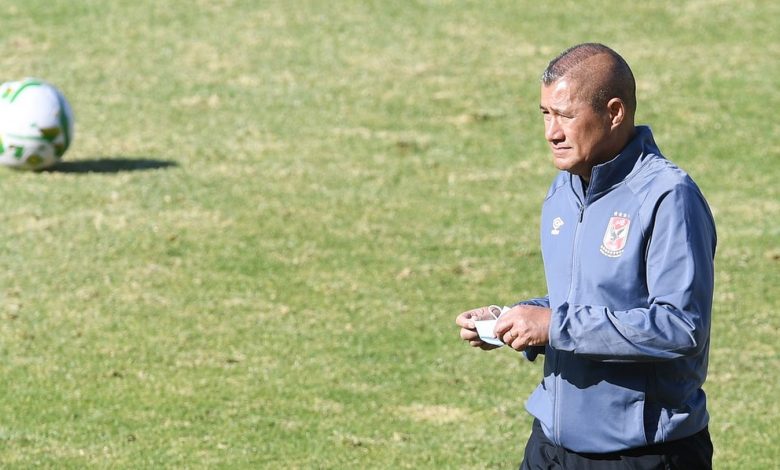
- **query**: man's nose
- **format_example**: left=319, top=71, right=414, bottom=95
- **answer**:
left=545, top=118, right=563, bottom=142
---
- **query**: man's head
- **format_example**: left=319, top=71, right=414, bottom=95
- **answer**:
left=539, top=43, right=637, bottom=180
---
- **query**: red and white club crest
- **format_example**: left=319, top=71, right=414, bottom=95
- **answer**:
left=600, top=212, right=631, bottom=257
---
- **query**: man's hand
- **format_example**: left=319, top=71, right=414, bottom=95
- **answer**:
left=494, top=305, right=552, bottom=351
left=455, top=306, right=501, bottom=350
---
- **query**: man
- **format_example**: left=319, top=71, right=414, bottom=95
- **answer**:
left=455, top=43, right=716, bottom=469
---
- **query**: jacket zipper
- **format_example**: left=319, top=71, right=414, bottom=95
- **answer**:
left=555, top=198, right=586, bottom=445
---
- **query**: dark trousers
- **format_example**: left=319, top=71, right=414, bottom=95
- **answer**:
left=520, top=419, right=712, bottom=470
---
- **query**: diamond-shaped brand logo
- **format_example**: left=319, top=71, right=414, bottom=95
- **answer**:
left=551, top=217, right=564, bottom=235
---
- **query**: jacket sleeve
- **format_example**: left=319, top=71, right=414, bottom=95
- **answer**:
left=549, top=184, right=716, bottom=362
left=513, top=296, right=550, bottom=361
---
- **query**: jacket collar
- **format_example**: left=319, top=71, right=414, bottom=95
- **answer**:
left=571, top=126, right=659, bottom=202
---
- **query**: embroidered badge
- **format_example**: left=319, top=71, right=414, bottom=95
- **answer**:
left=551, top=217, right=564, bottom=235
left=600, top=212, right=631, bottom=257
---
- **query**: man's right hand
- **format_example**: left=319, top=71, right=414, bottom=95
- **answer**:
left=455, top=306, right=501, bottom=350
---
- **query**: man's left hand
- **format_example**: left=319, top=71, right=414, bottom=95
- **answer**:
left=494, top=305, right=552, bottom=351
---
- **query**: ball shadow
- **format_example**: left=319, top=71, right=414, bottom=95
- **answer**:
left=44, top=157, right=179, bottom=174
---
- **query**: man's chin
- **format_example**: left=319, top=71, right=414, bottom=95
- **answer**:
left=552, top=157, right=573, bottom=172
left=552, top=159, right=587, bottom=178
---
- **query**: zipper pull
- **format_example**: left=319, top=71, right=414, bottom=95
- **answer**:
left=578, top=205, right=584, bottom=223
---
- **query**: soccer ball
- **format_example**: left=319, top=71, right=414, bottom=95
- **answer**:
left=0, top=78, right=75, bottom=170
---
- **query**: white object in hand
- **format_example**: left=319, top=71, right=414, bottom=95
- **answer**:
left=474, top=305, right=511, bottom=346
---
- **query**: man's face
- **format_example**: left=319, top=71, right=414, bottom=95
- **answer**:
left=539, top=79, right=614, bottom=179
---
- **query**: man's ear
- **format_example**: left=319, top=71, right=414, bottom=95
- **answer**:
left=607, top=98, right=626, bottom=129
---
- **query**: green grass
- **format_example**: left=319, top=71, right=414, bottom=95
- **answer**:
left=0, top=0, right=778, bottom=468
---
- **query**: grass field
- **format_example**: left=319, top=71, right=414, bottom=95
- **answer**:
left=0, top=0, right=778, bottom=468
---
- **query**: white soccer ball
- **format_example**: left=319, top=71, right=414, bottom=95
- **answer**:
left=0, top=78, right=75, bottom=170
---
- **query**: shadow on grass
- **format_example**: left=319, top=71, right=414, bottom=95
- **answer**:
left=44, top=157, right=179, bottom=174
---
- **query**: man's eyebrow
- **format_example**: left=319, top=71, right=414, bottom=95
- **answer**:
left=540, top=104, right=568, bottom=114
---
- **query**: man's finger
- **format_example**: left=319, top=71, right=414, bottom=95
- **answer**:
left=460, top=327, right=479, bottom=341
left=502, top=329, right=519, bottom=344
left=455, top=306, right=489, bottom=328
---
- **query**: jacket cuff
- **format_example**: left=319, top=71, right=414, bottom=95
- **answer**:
left=548, top=302, right=574, bottom=351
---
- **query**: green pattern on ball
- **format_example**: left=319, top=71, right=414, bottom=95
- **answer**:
left=8, top=79, right=44, bottom=103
